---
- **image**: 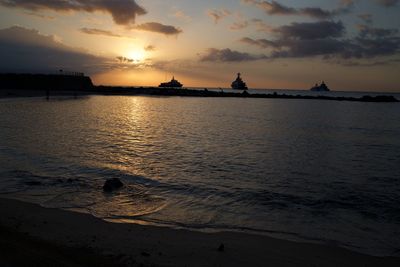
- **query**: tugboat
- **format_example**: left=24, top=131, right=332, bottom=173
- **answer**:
left=159, top=76, right=183, bottom=88
left=231, top=73, right=248, bottom=90
left=310, top=81, right=330, bottom=91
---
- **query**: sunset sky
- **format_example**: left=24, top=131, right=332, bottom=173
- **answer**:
left=0, top=0, right=399, bottom=91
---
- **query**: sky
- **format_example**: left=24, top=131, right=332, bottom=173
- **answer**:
left=0, top=0, right=399, bottom=91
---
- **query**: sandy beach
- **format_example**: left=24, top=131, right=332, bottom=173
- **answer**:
left=0, top=198, right=399, bottom=267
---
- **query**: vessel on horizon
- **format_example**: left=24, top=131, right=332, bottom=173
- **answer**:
left=231, top=73, right=248, bottom=90
left=310, top=81, right=330, bottom=92
left=159, top=76, right=183, bottom=88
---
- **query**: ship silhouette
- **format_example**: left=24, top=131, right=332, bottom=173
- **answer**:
left=159, top=76, right=183, bottom=88
left=231, top=73, right=248, bottom=90
left=310, top=81, right=330, bottom=91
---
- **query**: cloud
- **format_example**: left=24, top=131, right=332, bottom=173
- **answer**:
left=240, top=21, right=345, bottom=48
left=240, top=20, right=400, bottom=61
left=230, top=18, right=272, bottom=32
left=144, top=45, right=156, bottom=51
left=0, top=0, right=147, bottom=26
left=299, top=7, right=334, bottom=19
left=240, top=37, right=281, bottom=49
left=0, top=26, right=109, bottom=74
left=230, top=20, right=250, bottom=30
left=336, top=58, right=400, bottom=67
left=199, top=48, right=267, bottom=62
left=113, top=56, right=153, bottom=70
left=172, top=9, right=191, bottom=22
left=340, top=0, right=355, bottom=6
left=133, top=22, right=182, bottom=35
left=375, top=0, right=399, bottom=6
left=357, top=24, right=399, bottom=38
left=207, top=9, right=231, bottom=24
left=242, top=0, right=296, bottom=15
left=24, top=12, right=55, bottom=20
left=274, top=21, right=345, bottom=40
left=79, top=28, right=122, bottom=38
left=116, top=56, right=134, bottom=63
left=241, top=37, right=345, bottom=58
left=242, top=0, right=353, bottom=19
left=358, top=13, right=373, bottom=24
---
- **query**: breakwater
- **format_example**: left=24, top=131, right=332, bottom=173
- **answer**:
left=94, top=86, right=399, bottom=103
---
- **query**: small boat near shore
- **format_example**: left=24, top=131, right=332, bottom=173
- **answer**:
left=159, top=76, right=183, bottom=88
left=231, top=73, right=248, bottom=90
left=310, top=81, right=330, bottom=91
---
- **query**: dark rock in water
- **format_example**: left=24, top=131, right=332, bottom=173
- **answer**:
left=103, top=178, right=124, bottom=192
left=217, top=243, right=225, bottom=252
left=361, top=95, right=398, bottom=102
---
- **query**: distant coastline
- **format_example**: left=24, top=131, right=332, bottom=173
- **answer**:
left=0, top=73, right=398, bottom=103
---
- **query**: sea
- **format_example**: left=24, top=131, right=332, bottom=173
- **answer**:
left=0, top=91, right=399, bottom=256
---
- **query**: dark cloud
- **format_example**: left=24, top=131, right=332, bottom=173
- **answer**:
left=133, top=22, right=182, bottom=35
left=79, top=28, right=122, bottom=38
left=240, top=20, right=400, bottom=61
left=274, top=21, right=345, bottom=40
left=242, top=0, right=353, bottom=19
left=199, top=48, right=267, bottom=62
left=242, top=0, right=296, bottom=15
left=240, top=37, right=279, bottom=48
left=300, top=7, right=333, bottom=19
left=357, top=24, right=399, bottom=38
left=241, top=37, right=345, bottom=58
left=0, top=26, right=109, bottom=74
left=338, top=58, right=400, bottom=66
left=271, top=39, right=346, bottom=58
left=0, top=0, right=147, bottom=25
left=116, top=56, right=134, bottom=63
left=375, top=0, right=399, bottom=7
left=240, top=21, right=345, bottom=49
left=358, top=13, right=373, bottom=24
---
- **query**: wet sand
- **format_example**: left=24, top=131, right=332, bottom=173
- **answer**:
left=0, top=198, right=399, bottom=267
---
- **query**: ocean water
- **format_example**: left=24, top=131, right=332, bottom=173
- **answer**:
left=0, top=95, right=399, bottom=256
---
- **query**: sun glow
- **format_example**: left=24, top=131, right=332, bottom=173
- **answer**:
left=127, top=50, right=146, bottom=63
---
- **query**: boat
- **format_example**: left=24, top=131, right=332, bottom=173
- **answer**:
left=310, top=81, right=330, bottom=91
left=159, top=76, right=183, bottom=88
left=231, top=73, right=248, bottom=90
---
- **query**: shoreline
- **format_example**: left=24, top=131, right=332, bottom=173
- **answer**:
left=1, top=197, right=399, bottom=267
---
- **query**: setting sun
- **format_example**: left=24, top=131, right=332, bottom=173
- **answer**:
left=127, top=50, right=146, bottom=63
